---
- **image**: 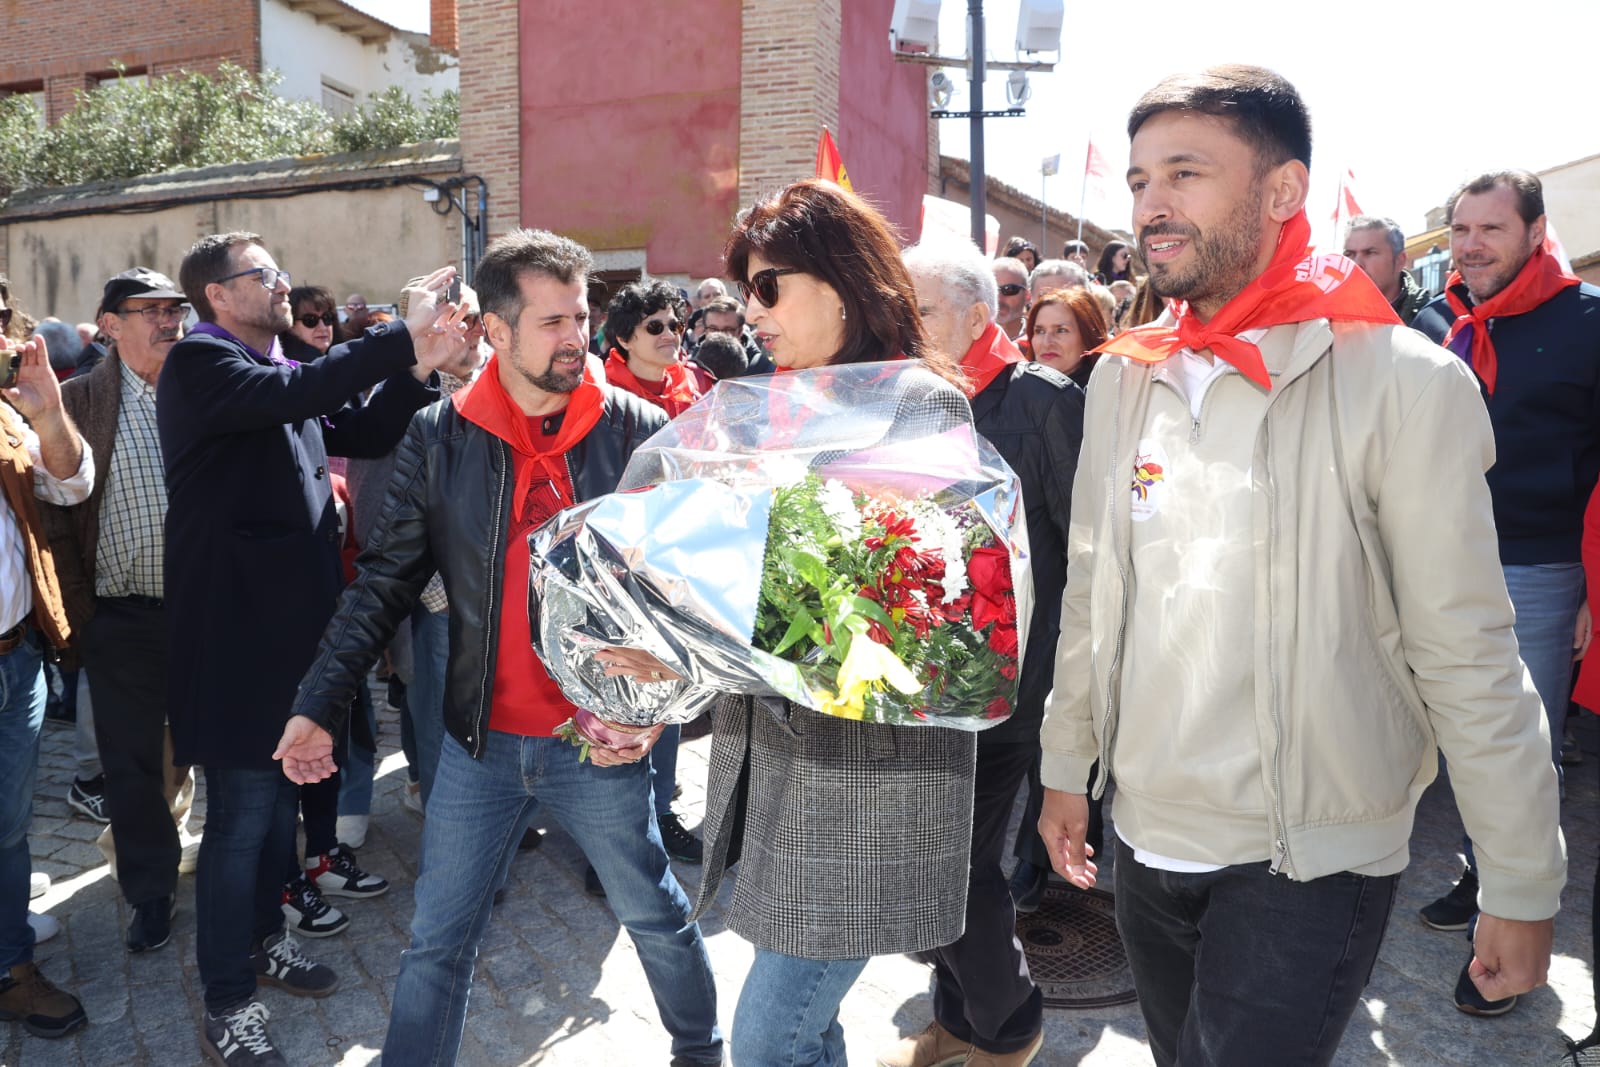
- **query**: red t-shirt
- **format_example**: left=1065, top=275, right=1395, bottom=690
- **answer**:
left=488, top=414, right=580, bottom=738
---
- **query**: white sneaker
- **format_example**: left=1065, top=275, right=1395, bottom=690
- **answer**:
left=28, top=912, right=60, bottom=943
left=29, top=872, right=49, bottom=900
left=335, top=815, right=369, bottom=851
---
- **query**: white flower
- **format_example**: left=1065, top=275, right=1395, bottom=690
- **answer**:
left=818, top=479, right=863, bottom=540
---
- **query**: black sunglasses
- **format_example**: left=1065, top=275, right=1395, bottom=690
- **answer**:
left=739, top=267, right=803, bottom=309
left=298, top=311, right=338, bottom=328
left=643, top=318, right=684, bottom=336
left=997, top=283, right=1026, bottom=297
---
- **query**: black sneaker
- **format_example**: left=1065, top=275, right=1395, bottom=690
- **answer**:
left=1454, top=959, right=1516, bottom=1017
left=1559, top=1029, right=1600, bottom=1065
left=203, top=1000, right=287, bottom=1066
left=1009, top=860, right=1049, bottom=914
left=126, top=894, right=176, bottom=954
left=1420, top=867, right=1479, bottom=931
left=657, top=810, right=704, bottom=864
left=519, top=827, right=545, bottom=852
left=251, top=930, right=339, bottom=998
left=306, top=845, right=389, bottom=899
left=66, top=775, right=109, bottom=823
left=280, top=873, right=349, bottom=937
left=584, top=864, right=606, bottom=898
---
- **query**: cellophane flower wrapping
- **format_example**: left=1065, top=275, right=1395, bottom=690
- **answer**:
left=528, top=361, right=1032, bottom=731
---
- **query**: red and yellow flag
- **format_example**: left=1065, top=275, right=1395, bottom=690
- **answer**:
left=815, top=128, right=852, bottom=191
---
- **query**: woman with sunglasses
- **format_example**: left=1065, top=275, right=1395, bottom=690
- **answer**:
left=603, top=279, right=712, bottom=418
left=280, top=285, right=339, bottom=360
left=599, top=180, right=979, bottom=1066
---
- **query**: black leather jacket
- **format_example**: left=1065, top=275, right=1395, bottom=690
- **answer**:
left=292, top=384, right=668, bottom=757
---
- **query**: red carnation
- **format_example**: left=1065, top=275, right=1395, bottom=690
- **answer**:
left=985, top=697, right=1011, bottom=719
left=987, top=623, right=1019, bottom=658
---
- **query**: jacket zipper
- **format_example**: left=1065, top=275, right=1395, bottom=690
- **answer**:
left=472, top=437, right=509, bottom=757
left=1262, top=419, right=1294, bottom=877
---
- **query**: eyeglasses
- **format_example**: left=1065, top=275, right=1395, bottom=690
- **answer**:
left=119, top=304, right=191, bottom=324
left=702, top=323, right=742, bottom=336
left=0, top=308, right=11, bottom=332
left=997, top=283, right=1026, bottom=297
left=739, top=267, right=803, bottom=308
left=297, top=311, right=338, bottom=328
left=643, top=318, right=684, bottom=336
left=215, top=266, right=291, bottom=290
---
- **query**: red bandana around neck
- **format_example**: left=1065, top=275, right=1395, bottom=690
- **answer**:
left=957, top=321, right=1026, bottom=398
left=454, top=354, right=606, bottom=523
left=1093, top=211, right=1401, bottom=390
left=605, top=349, right=704, bottom=417
left=1443, top=239, right=1580, bottom=395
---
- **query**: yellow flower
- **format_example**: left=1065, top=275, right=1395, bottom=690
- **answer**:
left=818, top=633, right=921, bottom=721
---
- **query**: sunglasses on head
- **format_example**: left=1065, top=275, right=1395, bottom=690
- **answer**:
left=738, top=267, right=803, bottom=309
left=997, top=283, right=1026, bottom=297
left=298, top=311, right=338, bottom=328
left=643, top=317, right=684, bottom=336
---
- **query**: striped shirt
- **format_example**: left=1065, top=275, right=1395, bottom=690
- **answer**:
left=94, top=361, right=166, bottom=599
left=0, top=408, right=94, bottom=631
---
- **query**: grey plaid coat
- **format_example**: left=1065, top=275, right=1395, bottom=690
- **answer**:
left=690, top=694, right=977, bottom=959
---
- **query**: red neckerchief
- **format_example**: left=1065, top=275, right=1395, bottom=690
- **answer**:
left=1444, top=240, right=1580, bottom=395
left=957, top=322, right=1026, bottom=398
left=453, top=354, right=604, bottom=523
left=1093, top=211, right=1400, bottom=390
left=605, top=349, right=704, bottom=417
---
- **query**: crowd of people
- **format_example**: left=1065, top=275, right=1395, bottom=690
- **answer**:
left=0, top=61, right=1594, bottom=1067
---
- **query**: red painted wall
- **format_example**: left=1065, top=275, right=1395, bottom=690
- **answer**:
left=519, top=0, right=742, bottom=278
left=837, top=0, right=929, bottom=244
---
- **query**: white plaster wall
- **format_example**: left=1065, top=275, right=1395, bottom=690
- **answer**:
left=1540, top=154, right=1600, bottom=264
left=260, top=0, right=458, bottom=109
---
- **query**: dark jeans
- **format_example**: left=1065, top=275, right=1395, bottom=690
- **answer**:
left=296, top=724, right=349, bottom=862
left=81, top=597, right=179, bottom=906
left=1014, top=752, right=1104, bottom=869
left=1114, top=838, right=1397, bottom=1066
left=197, top=765, right=298, bottom=1014
left=931, top=740, right=1041, bottom=1052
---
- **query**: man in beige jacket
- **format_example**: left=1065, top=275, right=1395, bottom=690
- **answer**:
left=1036, top=65, right=1566, bottom=1064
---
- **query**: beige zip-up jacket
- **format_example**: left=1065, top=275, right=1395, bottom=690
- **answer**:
left=1040, top=318, right=1567, bottom=921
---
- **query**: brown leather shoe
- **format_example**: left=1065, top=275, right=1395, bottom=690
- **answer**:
left=875, top=1020, right=972, bottom=1067
left=967, top=1030, right=1045, bottom=1066
left=0, top=962, right=87, bottom=1038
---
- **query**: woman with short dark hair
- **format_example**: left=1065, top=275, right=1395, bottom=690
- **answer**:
left=604, top=279, right=710, bottom=417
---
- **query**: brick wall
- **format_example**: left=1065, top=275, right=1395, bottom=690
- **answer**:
left=457, top=0, right=520, bottom=240
left=0, top=0, right=259, bottom=122
left=738, top=0, right=842, bottom=207
left=431, top=0, right=459, bottom=53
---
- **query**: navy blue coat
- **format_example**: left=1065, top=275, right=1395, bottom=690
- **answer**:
left=157, top=321, right=439, bottom=769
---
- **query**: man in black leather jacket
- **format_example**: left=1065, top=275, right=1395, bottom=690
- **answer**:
left=274, top=230, right=724, bottom=1067
left=892, top=241, right=1084, bottom=1067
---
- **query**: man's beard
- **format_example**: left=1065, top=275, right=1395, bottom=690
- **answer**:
left=1143, top=191, right=1264, bottom=312
left=244, top=298, right=292, bottom=335
left=515, top=346, right=584, bottom=394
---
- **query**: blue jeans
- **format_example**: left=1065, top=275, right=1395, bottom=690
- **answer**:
left=1114, top=839, right=1397, bottom=1066
left=0, top=633, right=46, bottom=971
left=383, top=730, right=722, bottom=1066
left=651, top=724, right=680, bottom=815
left=406, top=604, right=449, bottom=808
left=195, top=766, right=299, bottom=1013
left=337, top=680, right=377, bottom=818
left=732, top=950, right=868, bottom=1066
left=1503, top=562, right=1585, bottom=765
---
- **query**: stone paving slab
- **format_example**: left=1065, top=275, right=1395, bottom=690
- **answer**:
left=6, top=697, right=1597, bottom=1066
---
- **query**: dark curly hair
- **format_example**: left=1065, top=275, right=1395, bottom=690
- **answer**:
left=606, top=279, right=685, bottom=357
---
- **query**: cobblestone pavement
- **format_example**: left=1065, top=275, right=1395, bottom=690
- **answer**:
left=7, top=698, right=1598, bottom=1066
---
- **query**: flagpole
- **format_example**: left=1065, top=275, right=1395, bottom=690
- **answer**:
left=1040, top=171, right=1047, bottom=252
left=1076, top=141, right=1088, bottom=244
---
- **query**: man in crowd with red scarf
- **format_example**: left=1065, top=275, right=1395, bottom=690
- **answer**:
left=888, top=241, right=1083, bottom=1066
left=1036, top=66, right=1566, bottom=1063
left=1410, top=169, right=1599, bottom=1015
left=272, top=229, right=723, bottom=1067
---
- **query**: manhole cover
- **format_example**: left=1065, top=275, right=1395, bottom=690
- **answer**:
left=1017, top=884, right=1137, bottom=1009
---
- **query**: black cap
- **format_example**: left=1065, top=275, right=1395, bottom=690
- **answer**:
left=98, top=267, right=184, bottom=318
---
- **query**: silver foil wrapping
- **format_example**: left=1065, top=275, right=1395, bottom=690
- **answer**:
left=529, top=361, right=1033, bottom=730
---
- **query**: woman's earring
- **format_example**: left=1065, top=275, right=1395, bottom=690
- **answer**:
left=840, top=306, right=847, bottom=320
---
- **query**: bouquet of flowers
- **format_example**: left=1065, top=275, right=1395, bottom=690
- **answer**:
left=529, top=361, right=1032, bottom=743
